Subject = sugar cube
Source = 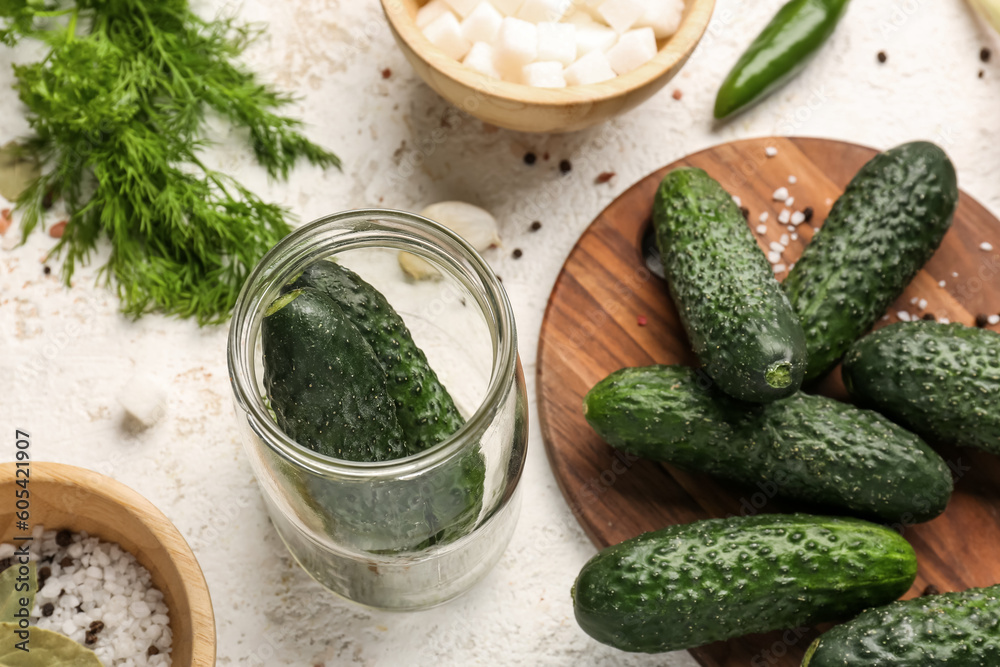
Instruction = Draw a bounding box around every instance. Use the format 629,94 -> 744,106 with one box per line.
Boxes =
417,0 -> 451,28
424,11 -> 472,60
461,2 -> 504,43
565,7 -> 597,24
116,374 -> 166,428
517,0 -> 571,22
606,27 -> 657,74
537,22 -> 577,65
574,22 -> 617,55
597,0 -> 646,33
636,0 -> 684,38
564,50 -> 616,85
463,41 -> 503,79
492,0 -> 526,14
522,61 -> 567,87
444,0 -> 482,18
495,17 -> 538,69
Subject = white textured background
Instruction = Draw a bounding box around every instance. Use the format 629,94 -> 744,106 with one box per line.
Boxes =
2,0 -> 998,664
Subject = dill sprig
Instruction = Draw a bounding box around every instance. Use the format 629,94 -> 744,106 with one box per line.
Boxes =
1,0 -> 340,324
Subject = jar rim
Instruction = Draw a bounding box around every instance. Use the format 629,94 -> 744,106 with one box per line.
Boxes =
227,208 -> 517,480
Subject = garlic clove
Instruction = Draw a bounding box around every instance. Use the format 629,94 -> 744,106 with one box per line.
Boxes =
419,201 -> 501,251
398,251 -> 442,281
399,201 -> 502,280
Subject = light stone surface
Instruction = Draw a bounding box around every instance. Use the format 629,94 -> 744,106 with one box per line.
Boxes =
1,0 -> 999,665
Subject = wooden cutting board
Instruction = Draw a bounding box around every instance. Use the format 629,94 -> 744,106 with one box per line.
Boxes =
536,137 -> 1000,667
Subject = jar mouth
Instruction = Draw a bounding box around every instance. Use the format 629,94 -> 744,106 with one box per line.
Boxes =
227,208 -> 517,480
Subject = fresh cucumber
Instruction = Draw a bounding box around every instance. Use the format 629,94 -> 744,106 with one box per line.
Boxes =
784,142 -> 958,381
288,259 -> 465,452
843,321 -> 1000,456
654,167 -> 807,403
802,585 -> 1000,666
261,288 -> 410,461
573,514 -> 917,653
584,365 -> 952,523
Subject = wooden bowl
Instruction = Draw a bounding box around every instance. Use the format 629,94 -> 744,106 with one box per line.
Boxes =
381,0 -> 716,133
0,462 -> 215,666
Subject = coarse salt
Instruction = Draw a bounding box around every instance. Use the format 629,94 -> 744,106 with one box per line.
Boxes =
897,311 -> 912,322
773,263 -> 787,273
756,224 -> 767,235
788,175 -> 797,184
759,212 -> 769,223
732,195 -> 741,207
768,251 -> 782,263
981,242 -> 994,252
773,187 -> 789,201
790,211 -> 806,225
989,315 -> 1000,325
939,280 -> 946,287
779,233 -> 789,246
919,299 -> 928,310
765,147 -> 778,157
785,196 -> 794,207
778,210 -> 791,224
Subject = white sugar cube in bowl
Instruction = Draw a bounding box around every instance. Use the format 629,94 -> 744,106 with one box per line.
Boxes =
461,2 -> 503,44
522,61 -> 567,87
607,27 -> 658,75
381,0 -> 716,132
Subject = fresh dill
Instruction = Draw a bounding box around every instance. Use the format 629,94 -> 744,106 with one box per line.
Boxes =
0,0 -> 340,324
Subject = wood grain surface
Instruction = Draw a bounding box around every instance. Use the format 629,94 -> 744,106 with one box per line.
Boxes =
537,137 -> 1000,667
0,462 -> 216,666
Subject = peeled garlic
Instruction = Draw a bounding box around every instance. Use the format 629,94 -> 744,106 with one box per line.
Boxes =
969,0 -> 1000,33
399,201 -> 502,280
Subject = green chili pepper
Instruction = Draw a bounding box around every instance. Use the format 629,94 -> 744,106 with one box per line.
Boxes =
714,0 -> 852,119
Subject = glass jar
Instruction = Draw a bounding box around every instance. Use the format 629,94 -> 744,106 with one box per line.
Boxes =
228,209 -> 528,610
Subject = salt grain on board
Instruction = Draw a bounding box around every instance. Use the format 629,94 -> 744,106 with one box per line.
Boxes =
791,211 -> 806,225
773,187 -> 789,201
778,210 -> 791,224
788,175 -> 797,184
768,251 -> 782,263
897,311 -> 912,322
766,147 -> 778,157
759,212 -> 769,222
756,224 -> 767,235
989,315 -> 1000,325
982,242 -> 994,251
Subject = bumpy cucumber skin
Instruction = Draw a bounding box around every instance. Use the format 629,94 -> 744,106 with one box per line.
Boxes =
262,288 -> 409,461
654,167 -> 807,403
843,321 -> 1000,456
803,585 -> 1000,666
573,514 -> 917,653
288,260 -> 465,452
784,142 -> 958,381
584,366 -> 952,523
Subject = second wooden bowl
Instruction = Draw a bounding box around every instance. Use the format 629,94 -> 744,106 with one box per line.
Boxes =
0,462 -> 215,666
381,0 -> 716,133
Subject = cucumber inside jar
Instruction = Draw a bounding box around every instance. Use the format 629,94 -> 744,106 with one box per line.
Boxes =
260,258 -> 486,553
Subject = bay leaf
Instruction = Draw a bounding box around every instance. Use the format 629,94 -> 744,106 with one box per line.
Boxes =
0,623 -> 103,666
0,562 -> 35,625
0,142 -> 40,202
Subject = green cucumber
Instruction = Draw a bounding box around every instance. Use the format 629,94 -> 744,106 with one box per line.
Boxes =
584,365 -> 952,523
784,142 -> 958,381
843,321 -> 1000,456
262,288 -> 484,552
573,514 -> 917,653
261,288 -> 409,461
287,259 -> 465,452
654,167 -> 807,403
803,585 -> 1000,666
